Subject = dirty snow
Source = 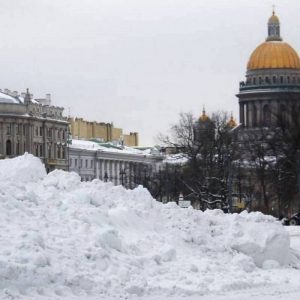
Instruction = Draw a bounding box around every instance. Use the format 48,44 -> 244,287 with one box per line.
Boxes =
0,154 -> 300,300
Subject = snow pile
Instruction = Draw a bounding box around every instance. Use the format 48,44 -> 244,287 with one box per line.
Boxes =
0,154 -> 297,299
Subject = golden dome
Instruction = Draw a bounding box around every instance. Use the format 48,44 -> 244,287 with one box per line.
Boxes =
247,41 -> 300,71
227,115 -> 237,128
268,12 -> 279,24
199,107 -> 210,122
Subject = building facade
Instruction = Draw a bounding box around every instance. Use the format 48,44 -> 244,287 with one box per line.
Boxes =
68,140 -> 162,187
69,117 -> 139,147
0,89 -> 69,171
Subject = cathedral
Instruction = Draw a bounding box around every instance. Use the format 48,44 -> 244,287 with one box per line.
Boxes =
235,10 -> 300,214
237,10 -> 300,128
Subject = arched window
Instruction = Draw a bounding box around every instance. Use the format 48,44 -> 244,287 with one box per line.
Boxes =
263,105 -> 271,126
6,140 -> 12,156
273,76 -> 277,84
252,104 -> 257,127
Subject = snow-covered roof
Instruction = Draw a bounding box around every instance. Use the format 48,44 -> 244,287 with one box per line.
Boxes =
70,139 -> 150,155
163,153 -> 188,165
0,91 -> 39,104
0,92 -> 21,104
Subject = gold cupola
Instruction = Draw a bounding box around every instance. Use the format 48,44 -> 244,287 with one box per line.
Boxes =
199,107 -> 210,122
247,11 -> 300,71
227,113 -> 237,128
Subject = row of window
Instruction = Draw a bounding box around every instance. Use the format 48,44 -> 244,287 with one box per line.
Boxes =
6,123 -> 67,140
247,75 -> 300,86
34,126 -> 67,139
7,124 -> 26,136
69,158 -> 94,169
5,139 -> 66,159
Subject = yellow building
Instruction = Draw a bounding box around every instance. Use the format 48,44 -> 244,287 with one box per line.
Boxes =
69,117 -> 139,147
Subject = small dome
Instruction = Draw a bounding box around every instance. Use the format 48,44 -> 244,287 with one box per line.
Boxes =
199,108 -> 210,122
247,41 -> 300,70
268,12 -> 279,24
227,115 -> 237,128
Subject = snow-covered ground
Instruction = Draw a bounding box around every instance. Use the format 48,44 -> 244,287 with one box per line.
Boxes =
1,154 -> 300,300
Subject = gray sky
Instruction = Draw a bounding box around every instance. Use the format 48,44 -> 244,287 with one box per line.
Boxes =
1,0 -> 300,145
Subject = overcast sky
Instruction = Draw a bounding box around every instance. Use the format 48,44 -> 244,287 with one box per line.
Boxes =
1,0 -> 300,145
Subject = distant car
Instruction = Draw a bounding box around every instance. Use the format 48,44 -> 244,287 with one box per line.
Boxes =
282,213 -> 300,226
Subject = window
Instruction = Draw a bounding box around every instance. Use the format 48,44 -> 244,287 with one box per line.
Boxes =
23,125 -> 26,136
62,130 -> 65,140
35,127 -> 38,136
287,76 -> 290,84
75,159 -> 78,167
69,158 -> 72,166
91,160 -> 93,168
6,140 -> 12,156
16,141 -> 20,155
86,159 -> 88,168
57,146 -> 61,159
6,124 -> 11,135
80,159 -> 82,168
265,76 -> 270,84
35,144 -> 39,157
48,128 -> 52,138
259,77 -> 262,84
39,145 -> 43,157
48,145 -> 52,158
16,124 -> 21,135
272,76 -> 277,84
62,147 -> 65,159
280,76 -> 284,84
40,127 -> 43,136
253,77 -> 256,85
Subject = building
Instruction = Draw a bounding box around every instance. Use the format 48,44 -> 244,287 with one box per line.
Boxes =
68,139 -> 162,187
237,10 -> 300,128
69,117 -> 139,147
235,11 -> 300,214
0,89 -> 69,171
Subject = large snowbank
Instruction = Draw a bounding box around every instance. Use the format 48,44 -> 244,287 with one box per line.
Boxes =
0,154 -> 298,299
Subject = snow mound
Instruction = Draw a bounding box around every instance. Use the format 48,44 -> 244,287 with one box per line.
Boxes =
0,154 -> 297,299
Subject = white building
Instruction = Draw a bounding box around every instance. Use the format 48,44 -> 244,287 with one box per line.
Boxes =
69,140 -> 163,187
